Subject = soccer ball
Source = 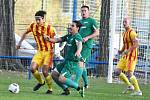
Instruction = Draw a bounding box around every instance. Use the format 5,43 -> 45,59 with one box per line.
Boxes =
8,83 -> 20,93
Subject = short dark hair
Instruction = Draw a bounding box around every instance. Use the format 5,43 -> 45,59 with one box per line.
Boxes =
35,10 -> 46,18
81,5 -> 89,10
73,20 -> 82,31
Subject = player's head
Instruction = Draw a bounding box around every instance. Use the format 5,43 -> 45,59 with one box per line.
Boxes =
70,20 -> 82,34
35,10 -> 46,25
123,17 -> 131,29
81,5 -> 90,18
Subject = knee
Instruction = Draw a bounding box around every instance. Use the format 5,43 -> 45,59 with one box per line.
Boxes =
51,71 -> 57,79
126,71 -> 133,78
58,75 -> 65,83
30,63 -> 38,73
51,72 -> 55,78
113,71 -> 121,77
31,68 -> 36,73
42,70 -> 49,77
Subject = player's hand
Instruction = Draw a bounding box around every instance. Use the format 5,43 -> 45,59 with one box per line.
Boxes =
16,44 -> 21,50
122,50 -> 129,55
43,34 -> 50,41
83,37 -> 89,42
118,50 -> 122,55
75,51 -> 81,57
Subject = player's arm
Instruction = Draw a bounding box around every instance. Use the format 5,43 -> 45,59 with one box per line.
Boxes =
118,45 -> 125,54
83,19 -> 99,42
16,23 -> 33,49
75,40 -> 82,57
44,26 -> 63,43
44,35 -> 63,43
44,33 -> 68,43
124,37 -> 139,55
83,29 -> 99,42
16,30 -> 29,49
59,42 -> 66,51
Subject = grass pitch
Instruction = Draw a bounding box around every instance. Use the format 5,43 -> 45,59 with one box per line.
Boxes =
0,70 -> 150,100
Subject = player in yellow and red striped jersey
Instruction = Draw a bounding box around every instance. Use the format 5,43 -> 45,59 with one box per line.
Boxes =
16,10 -> 55,94
114,17 -> 142,96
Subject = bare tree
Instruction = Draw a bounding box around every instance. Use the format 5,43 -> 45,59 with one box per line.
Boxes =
0,0 -> 16,56
99,0 -> 110,77
0,0 -> 20,70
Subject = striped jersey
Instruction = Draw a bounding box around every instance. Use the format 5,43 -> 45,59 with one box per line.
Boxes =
27,22 -> 55,51
122,27 -> 138,60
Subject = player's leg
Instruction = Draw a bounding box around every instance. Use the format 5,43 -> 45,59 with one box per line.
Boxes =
128,72 -> 142,96
115,58 -> 131,85
59,75 -> 85,97
59,62 -> 77,90
42,66 -> 53,94
42,51 -> 53,94
52,62 -> 71,95
59,61 -> 85,97
127,60 -> 142,96
82,63 -> 88,88
31,52 -> 45,91
114,58 -> 133,93
114,68 -> 131,86
31,62 -> 45,89
81,47 -> 91,88
51,68 -> 70,95
74,61 -> 84,83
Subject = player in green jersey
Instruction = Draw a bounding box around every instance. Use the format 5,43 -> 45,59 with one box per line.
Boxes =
44,20 -> 85,97
75,5 -> 99,88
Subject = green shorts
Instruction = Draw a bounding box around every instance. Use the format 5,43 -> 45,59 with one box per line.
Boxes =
81,45 -> 92,63
56,60 -> 78,78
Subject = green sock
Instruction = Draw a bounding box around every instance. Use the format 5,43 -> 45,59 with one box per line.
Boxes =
82,68 -> 88,86
65,78 -> 78,89
74,67 -> 83,83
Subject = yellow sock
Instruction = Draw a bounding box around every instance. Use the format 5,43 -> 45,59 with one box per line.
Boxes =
130,75 -> 140,91
119,72 -> 131,86
33,70 -> 44,84
45,75 -> 53,91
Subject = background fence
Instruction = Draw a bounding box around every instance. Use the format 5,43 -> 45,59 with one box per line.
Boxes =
111,0 -> 150,84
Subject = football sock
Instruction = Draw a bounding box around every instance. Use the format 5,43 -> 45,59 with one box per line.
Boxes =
82,68 -> 88,86
45,75 -> 53,91
119,72 -> 131,86
65,78 -> 78,89
130,75 -> 141,91
74,67 -> 83,83
32,70 -> 44,84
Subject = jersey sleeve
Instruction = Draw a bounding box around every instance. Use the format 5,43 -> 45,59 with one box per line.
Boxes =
26,23 -> 34,33
75,34 -> 83,42
130,31 -> 138,40
92,19 -> 98,31
49,26 -> 56,38
61,34 -> 69,42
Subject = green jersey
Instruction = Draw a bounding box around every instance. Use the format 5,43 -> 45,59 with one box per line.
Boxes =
79,17 -> 98,48
61,33 -> 82,61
